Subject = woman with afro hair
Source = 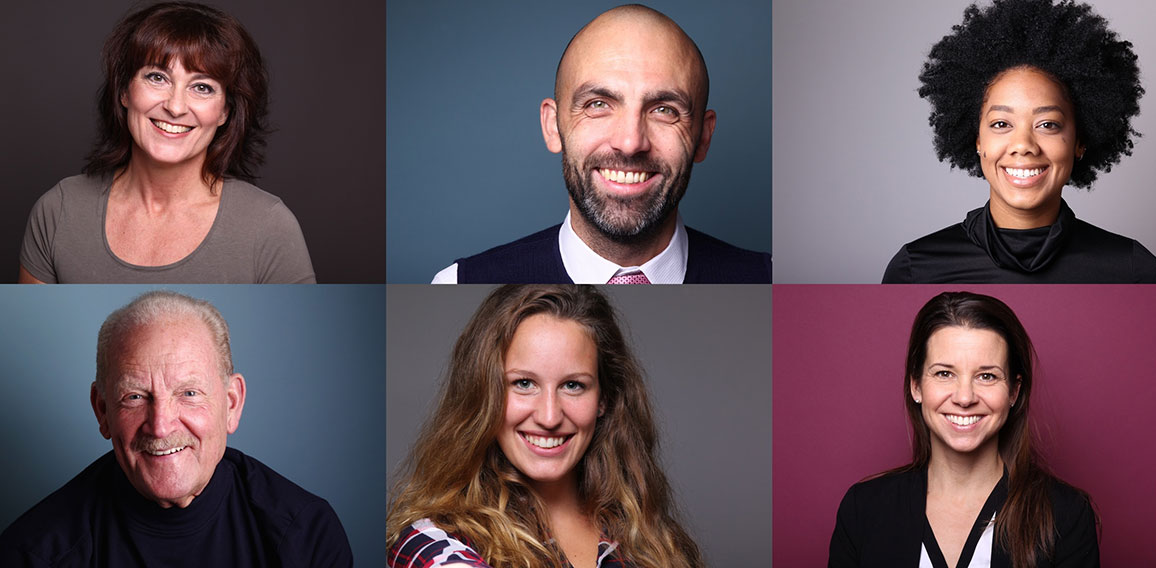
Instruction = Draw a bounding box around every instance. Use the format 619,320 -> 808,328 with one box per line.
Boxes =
883,0 -> 1156,283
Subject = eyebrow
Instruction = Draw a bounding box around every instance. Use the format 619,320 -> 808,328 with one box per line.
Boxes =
141,64 -> 219,83
986,104 -> 1067,116
571,82 -> 695,111
928,363 -> 1005,372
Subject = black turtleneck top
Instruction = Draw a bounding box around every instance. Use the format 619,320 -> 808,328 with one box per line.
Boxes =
883,200 -> 1156,283
0,448 -> 352,567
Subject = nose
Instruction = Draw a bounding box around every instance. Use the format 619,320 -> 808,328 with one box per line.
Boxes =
952,378 -> 976,406
1008,125 -> 1040,156
534,390 -> 563,430
145,396 -> 179,438
163,87 -> 188,117
608,109 -> 651,156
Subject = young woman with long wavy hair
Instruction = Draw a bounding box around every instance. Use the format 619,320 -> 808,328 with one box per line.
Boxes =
387,285 -> 701,568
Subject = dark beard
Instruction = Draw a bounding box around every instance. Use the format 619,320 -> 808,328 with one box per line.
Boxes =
561,148 -> 691,245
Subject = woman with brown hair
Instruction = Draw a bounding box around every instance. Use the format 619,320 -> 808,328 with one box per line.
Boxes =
19,2 -> 313,283
387,285 -> 701,568
829,292 -> 1098,567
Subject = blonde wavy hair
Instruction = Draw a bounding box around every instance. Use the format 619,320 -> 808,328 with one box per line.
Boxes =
387,285 -> 702,567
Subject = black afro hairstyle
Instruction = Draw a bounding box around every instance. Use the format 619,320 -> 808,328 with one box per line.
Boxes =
919,0 -> 1143,188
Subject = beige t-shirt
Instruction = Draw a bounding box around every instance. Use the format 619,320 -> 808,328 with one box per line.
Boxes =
21,175 -> 315,283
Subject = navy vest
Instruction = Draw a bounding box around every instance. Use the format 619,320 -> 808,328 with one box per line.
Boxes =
455,225 -> 771,283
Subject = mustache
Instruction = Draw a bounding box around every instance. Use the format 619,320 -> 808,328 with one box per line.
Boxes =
133,435 -> 197,453
585,151 -> 667,174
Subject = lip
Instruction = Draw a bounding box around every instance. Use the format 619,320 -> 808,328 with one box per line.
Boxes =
943,414 -> 984,431
593,168 -> 660,198
519,432 -> 573,456
149,118 -> 195,137
141,445 -> 189,459
1000,165 -> 1049,188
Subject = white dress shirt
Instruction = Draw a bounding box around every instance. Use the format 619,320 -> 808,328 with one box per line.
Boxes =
431,212 -> 688,284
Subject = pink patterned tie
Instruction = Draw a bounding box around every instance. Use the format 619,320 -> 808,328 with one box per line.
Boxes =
606,271 -> 651,284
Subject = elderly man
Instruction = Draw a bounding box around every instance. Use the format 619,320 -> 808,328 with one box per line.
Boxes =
0,291 -> 352,566
434,4 -> 771,284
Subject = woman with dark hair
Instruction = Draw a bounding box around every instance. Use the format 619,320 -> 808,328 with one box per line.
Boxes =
883,0 -> 1155,283
829,292 -> 1098,567
387,285 -> 701,568
19,2 -> 314,283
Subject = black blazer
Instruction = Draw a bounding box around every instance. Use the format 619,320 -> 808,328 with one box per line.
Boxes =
828,467 -> 1098,568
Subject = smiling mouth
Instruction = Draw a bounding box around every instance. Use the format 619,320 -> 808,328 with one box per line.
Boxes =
151,119 -> 193,134
945,415 -> 981,426
145,446 -> 187,456
1004,167 -> 1046,179
522,433 -> 571,449
598,168 -> 652,184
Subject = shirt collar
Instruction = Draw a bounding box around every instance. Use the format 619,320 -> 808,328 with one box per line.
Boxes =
558,211 -> 688,284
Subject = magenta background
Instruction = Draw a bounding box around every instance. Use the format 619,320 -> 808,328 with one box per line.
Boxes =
773,285 -> 1156,566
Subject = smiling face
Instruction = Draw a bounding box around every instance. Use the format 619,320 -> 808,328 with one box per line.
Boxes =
122,59 -> 228,170
911,326 -> 1020,460
541,10 -> 716,243
977,67 -> 1083,229
92,315 -> 244,508
497,314 -> 601,492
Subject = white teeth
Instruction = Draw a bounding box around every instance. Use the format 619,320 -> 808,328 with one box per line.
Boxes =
151,119 -> 193,134
148,446 -> 186,456
599,169 -> 651,184
1004,167 -> 1043,179
524,435 -> 566,449
946,415 -> 981,426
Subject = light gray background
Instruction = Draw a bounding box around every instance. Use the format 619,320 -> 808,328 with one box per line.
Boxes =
386,1 -> 773,283
0,285 -> 386,564
0,1 -> 386,282
386,285 -> 772,564
773,0 -> 1156,283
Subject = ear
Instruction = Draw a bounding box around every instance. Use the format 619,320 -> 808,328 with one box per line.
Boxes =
217,106 -> 229,127
1075,141 -> 1086,161
909,376 -> 922,404
225,373 -> 247,434
693,109 -> 717,163
540,98 -> 562,154
91,381 -> 112,440
1010,376 -> 1022,407
120,91 -> 129,109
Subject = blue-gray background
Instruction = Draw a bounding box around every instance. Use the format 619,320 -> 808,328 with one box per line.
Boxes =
386,285 -> 772,564
386,1 -> 772,282
0,285 -> 386,564
773,0 -> 1156,283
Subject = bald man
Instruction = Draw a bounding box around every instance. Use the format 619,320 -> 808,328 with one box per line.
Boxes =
433,4 -> 771,284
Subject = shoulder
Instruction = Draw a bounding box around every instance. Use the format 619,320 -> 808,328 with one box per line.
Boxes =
221,179 -> 295,216
1068,218 -> 1156,282
839,468 -> 921,510
883,222 -> 972,283
0,452 -> 117,565
455,225 -> 567,284
388,519 -> 491,568
683,226 -> 772,283
1046,478 -> 1095,529
224,448 -> 350,557
1043,477 -> 1099,563
31,174 -> 106,209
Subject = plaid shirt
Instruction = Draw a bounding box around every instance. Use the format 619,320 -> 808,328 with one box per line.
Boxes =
388,519 -> 632,568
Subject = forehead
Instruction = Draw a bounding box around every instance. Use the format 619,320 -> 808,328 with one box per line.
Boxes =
925,326 -> 1008,364
558,16 -> 702,99
983,67 -> 1072,110
505,315 -> 597,370
111,317 -> 218,377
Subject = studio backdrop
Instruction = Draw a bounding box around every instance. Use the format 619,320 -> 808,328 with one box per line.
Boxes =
386,284 -> 772,564
386,0 -> 772,282
0,285 -> 387,564
773,285 -> 1156,565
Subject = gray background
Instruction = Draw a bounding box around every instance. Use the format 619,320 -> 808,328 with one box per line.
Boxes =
773,0 -> 1156,283
386,285 -> 773,564
0,1 -> 385,283
386,1 -> 773,283
0,285 -> 386,564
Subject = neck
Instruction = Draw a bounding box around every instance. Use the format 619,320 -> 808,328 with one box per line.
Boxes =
926,439 -> 1004,497
119,151 -> 217,207
568,202 -> 677,267
988,193 -> 1061,230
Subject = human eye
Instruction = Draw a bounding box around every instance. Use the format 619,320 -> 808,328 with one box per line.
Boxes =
583,99 -> 612,117
651,105 -> 681,123
191,82 -> 217,95
989,120 -> 1011,130
182,390 -> 199,397
931,369 -> 954,380
1037,120 -> 1062,131
976,372 -> 1001,384
562,380 -> 586,393
511,378 -> 534,391
143,71 -> 168,85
